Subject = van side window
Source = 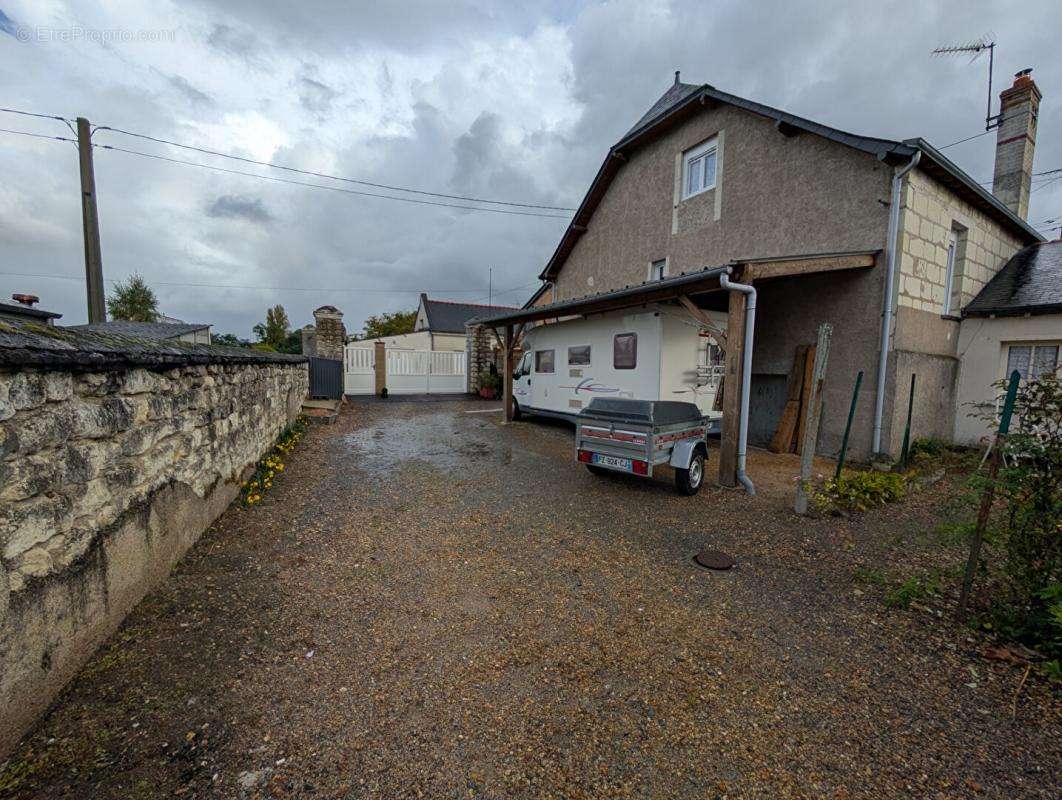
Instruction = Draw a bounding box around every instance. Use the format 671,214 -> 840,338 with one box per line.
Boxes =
516,351 -> 532,377
568,345 -> 591,366
535,349 -> 555,373
614,333 -> 637,369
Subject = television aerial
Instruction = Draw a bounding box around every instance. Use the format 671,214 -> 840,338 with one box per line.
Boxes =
932,36 -> 1000,131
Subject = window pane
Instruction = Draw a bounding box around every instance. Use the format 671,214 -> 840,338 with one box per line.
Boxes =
614,333 -> 637,369
651,259 -> 666,280
703,150 -> 716,188
1032,345 -> 1058,379
535,349 -> 554,373
568,345 -> 591,366
1006,346 -> 1031,381
686,157 -> 700,196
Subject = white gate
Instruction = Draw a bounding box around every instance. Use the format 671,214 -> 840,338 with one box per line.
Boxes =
343,346 -> 467,395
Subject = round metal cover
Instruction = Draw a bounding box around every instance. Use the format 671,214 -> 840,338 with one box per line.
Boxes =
694,550 -> 735,570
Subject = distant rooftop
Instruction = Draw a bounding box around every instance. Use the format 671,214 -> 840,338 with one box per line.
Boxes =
420,297 -> 519,333
0,299 -> 62,323
67,320 -> 210,340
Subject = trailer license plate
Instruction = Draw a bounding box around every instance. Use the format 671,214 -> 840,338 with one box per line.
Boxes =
593,454 -> 632,472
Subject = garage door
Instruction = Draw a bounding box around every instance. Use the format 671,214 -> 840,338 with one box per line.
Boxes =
344,346 -> 466,395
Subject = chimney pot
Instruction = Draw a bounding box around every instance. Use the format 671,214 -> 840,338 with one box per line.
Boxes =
992,66 -> 1041,221
12,293 -> 39,307
674,70 -> 681,85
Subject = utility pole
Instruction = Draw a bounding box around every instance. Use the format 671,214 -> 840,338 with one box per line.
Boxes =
76,117 -> 106,324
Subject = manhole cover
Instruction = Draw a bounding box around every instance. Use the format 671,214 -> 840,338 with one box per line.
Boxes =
694,550 -> 735,570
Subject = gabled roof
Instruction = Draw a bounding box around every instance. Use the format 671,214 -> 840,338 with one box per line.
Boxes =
964,240 -> 1062,317
420,297 -> 519,333
540,80 -> 1043,281
67,320 -> 210,340
0,300 -> 62,322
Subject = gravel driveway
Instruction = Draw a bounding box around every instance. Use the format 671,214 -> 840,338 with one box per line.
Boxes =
2,398 -> 1059,799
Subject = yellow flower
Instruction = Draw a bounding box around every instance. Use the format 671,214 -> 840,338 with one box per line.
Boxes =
276,463 -> 284,471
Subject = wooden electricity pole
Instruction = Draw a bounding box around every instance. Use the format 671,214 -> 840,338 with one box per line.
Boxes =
76,117 -> 106,324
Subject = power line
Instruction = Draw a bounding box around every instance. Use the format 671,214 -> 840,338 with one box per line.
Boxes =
0,106 -> 73,124
93,124 -> 577,212
93,143 -> 571,219
0,126 -> 75,143
0,270 -> 536,296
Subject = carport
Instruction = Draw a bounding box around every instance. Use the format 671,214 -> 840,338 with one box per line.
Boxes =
474,250 -> 877,488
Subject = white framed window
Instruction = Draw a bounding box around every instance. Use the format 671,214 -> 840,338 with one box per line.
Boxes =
649,259 -> 667,281
1005,343 -> 1059,382
535,349 -> 555,373
942,226 -> 966,315
682,137 -> 717,200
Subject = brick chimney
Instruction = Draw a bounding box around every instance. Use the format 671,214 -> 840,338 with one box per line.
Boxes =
992,68 -> 1041,221
312,305 -> 345,361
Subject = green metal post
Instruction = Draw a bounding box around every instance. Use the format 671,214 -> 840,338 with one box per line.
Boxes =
834,370 -> 863,480
957,370 -> 1021,620
898,373 -> 916,469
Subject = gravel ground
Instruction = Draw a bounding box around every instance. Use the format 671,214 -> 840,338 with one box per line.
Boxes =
2,398 -> 1059,799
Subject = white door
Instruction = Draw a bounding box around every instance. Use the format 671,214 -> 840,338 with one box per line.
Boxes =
513,351 -> 532,407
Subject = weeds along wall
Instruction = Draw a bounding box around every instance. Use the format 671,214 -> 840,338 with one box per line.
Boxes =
0,325 -> 307,756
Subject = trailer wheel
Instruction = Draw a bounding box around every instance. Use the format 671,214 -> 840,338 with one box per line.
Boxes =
675,447 -> 706,495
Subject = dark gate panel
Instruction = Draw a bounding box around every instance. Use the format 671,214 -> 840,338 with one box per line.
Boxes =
308,357 -> 343,399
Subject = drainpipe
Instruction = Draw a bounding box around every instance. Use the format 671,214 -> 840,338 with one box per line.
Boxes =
872,151 -> 921,455
720,269 -> 756,496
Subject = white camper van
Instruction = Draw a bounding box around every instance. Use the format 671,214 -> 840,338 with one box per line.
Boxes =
511,306 -> 727,431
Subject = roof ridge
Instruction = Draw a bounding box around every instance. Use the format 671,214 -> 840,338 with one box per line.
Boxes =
424,297 -> 519,309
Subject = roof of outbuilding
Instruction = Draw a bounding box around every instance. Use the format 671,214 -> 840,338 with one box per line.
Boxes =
0,320 -> 304,370
0,300 -> 62,321
66,320 -> 210,340
539,80 -> 1043,281
421,298 -> 519,333
964,240 -> 1062,318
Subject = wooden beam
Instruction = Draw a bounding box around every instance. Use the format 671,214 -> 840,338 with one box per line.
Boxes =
503,324 -> 514,423
745,252 -> 876,281
718,287 -> 747,487
678,295 -> 727,348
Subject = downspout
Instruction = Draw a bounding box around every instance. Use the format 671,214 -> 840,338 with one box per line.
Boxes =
720,269 -> 756,496
872,150 -> 921,454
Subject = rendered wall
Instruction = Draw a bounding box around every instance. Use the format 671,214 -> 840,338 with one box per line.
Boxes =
0,360 -> 307,755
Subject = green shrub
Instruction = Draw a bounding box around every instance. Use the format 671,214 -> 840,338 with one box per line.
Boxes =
884,571 -> 945,609
478,371 -> 502,393
910,437 -> 948,458
811,471 -> 908,515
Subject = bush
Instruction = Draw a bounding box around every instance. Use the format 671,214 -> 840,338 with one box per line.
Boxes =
969,376 -> 1062,657
478,371 -> 502,393
810,471 -> 908,515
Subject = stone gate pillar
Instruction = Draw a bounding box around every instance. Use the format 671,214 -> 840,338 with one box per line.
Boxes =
313,306 -> 345,361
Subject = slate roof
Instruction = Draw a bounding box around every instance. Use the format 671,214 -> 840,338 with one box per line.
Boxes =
0,300 -> 62,322
67,320 -> 210,340
539,79 -> 1043,281
964,240 -> 1062,317
0,319 -> 304,370
421,298 -> 519,333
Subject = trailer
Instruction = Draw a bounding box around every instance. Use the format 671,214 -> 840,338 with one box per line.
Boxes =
575,397 -> 709,494
511,306 -> 726,429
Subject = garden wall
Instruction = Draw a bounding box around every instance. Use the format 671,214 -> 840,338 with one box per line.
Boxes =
0,323 -> 307,755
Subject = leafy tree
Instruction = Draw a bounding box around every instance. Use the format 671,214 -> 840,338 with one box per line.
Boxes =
106,273 -> 159,322
253,305 -> 290,349
277,330 -> 302,354
360,309 -> 416,340
213,332 -> 250,348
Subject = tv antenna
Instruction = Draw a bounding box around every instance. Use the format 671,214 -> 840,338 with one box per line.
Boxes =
932,36 -> 1000,131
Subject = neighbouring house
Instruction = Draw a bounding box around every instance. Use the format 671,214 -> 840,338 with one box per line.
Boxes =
68,319 -> 213,344
487,68 -> 1045,475
954,239 -> 1062,444
360,294 -> 518,352
0,294 -> 62,326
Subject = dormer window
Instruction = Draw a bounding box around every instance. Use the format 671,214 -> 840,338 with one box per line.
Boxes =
682,136 -> 717,199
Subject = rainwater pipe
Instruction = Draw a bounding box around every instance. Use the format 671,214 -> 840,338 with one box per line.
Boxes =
720,268 -> 756,496
872,150 -> 921,455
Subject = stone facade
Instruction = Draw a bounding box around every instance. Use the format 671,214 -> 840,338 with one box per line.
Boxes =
313,306 -> 345,361
0,355 -> 306,755
301,324 -> 317,357
466,323 -> 497,392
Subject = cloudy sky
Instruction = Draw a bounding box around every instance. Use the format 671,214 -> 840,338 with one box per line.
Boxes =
0,0 -> 1059,338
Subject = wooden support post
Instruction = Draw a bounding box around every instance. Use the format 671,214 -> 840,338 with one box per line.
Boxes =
503,325 -> 514,422
718,287 -> 747,487
795,323 -> 833,515
77,117 -> 106,324
373,340 -> 386,396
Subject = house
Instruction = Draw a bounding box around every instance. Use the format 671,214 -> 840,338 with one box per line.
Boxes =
361,294 -> 517,352
954,239 -> 1062,444
68,320 -> 212,344
492,69 -> 1045,473
0,294 -> 62,326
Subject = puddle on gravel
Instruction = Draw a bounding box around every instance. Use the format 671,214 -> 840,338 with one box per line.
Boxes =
342,411 -> 512,476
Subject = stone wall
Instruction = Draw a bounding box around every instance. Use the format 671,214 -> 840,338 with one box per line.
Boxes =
0,330 -> 307,756
313,306 -> 345,361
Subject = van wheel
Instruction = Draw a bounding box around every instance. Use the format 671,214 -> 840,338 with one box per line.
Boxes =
675,448 -> 706,495
512,400 -> 522,421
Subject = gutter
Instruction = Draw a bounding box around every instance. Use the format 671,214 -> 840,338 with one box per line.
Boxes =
720,269 -> 756,495
872,151 -> 921,455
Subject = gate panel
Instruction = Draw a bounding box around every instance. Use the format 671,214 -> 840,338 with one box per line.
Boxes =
344,346 -> 466,394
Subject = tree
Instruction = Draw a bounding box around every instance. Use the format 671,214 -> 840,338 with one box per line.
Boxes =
213,332 -> 250,348
106,273 -> 159,322
253,305 -> 290,349
360,309 -> 416,340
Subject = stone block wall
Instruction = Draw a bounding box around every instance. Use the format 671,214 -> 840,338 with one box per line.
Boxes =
0,355 -> 307,755
313,306 -> 345,361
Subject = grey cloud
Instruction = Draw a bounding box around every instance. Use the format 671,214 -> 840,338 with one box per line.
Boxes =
206,195 -> 275,224
164,73 -> 214,107
296,69 -> 339,117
